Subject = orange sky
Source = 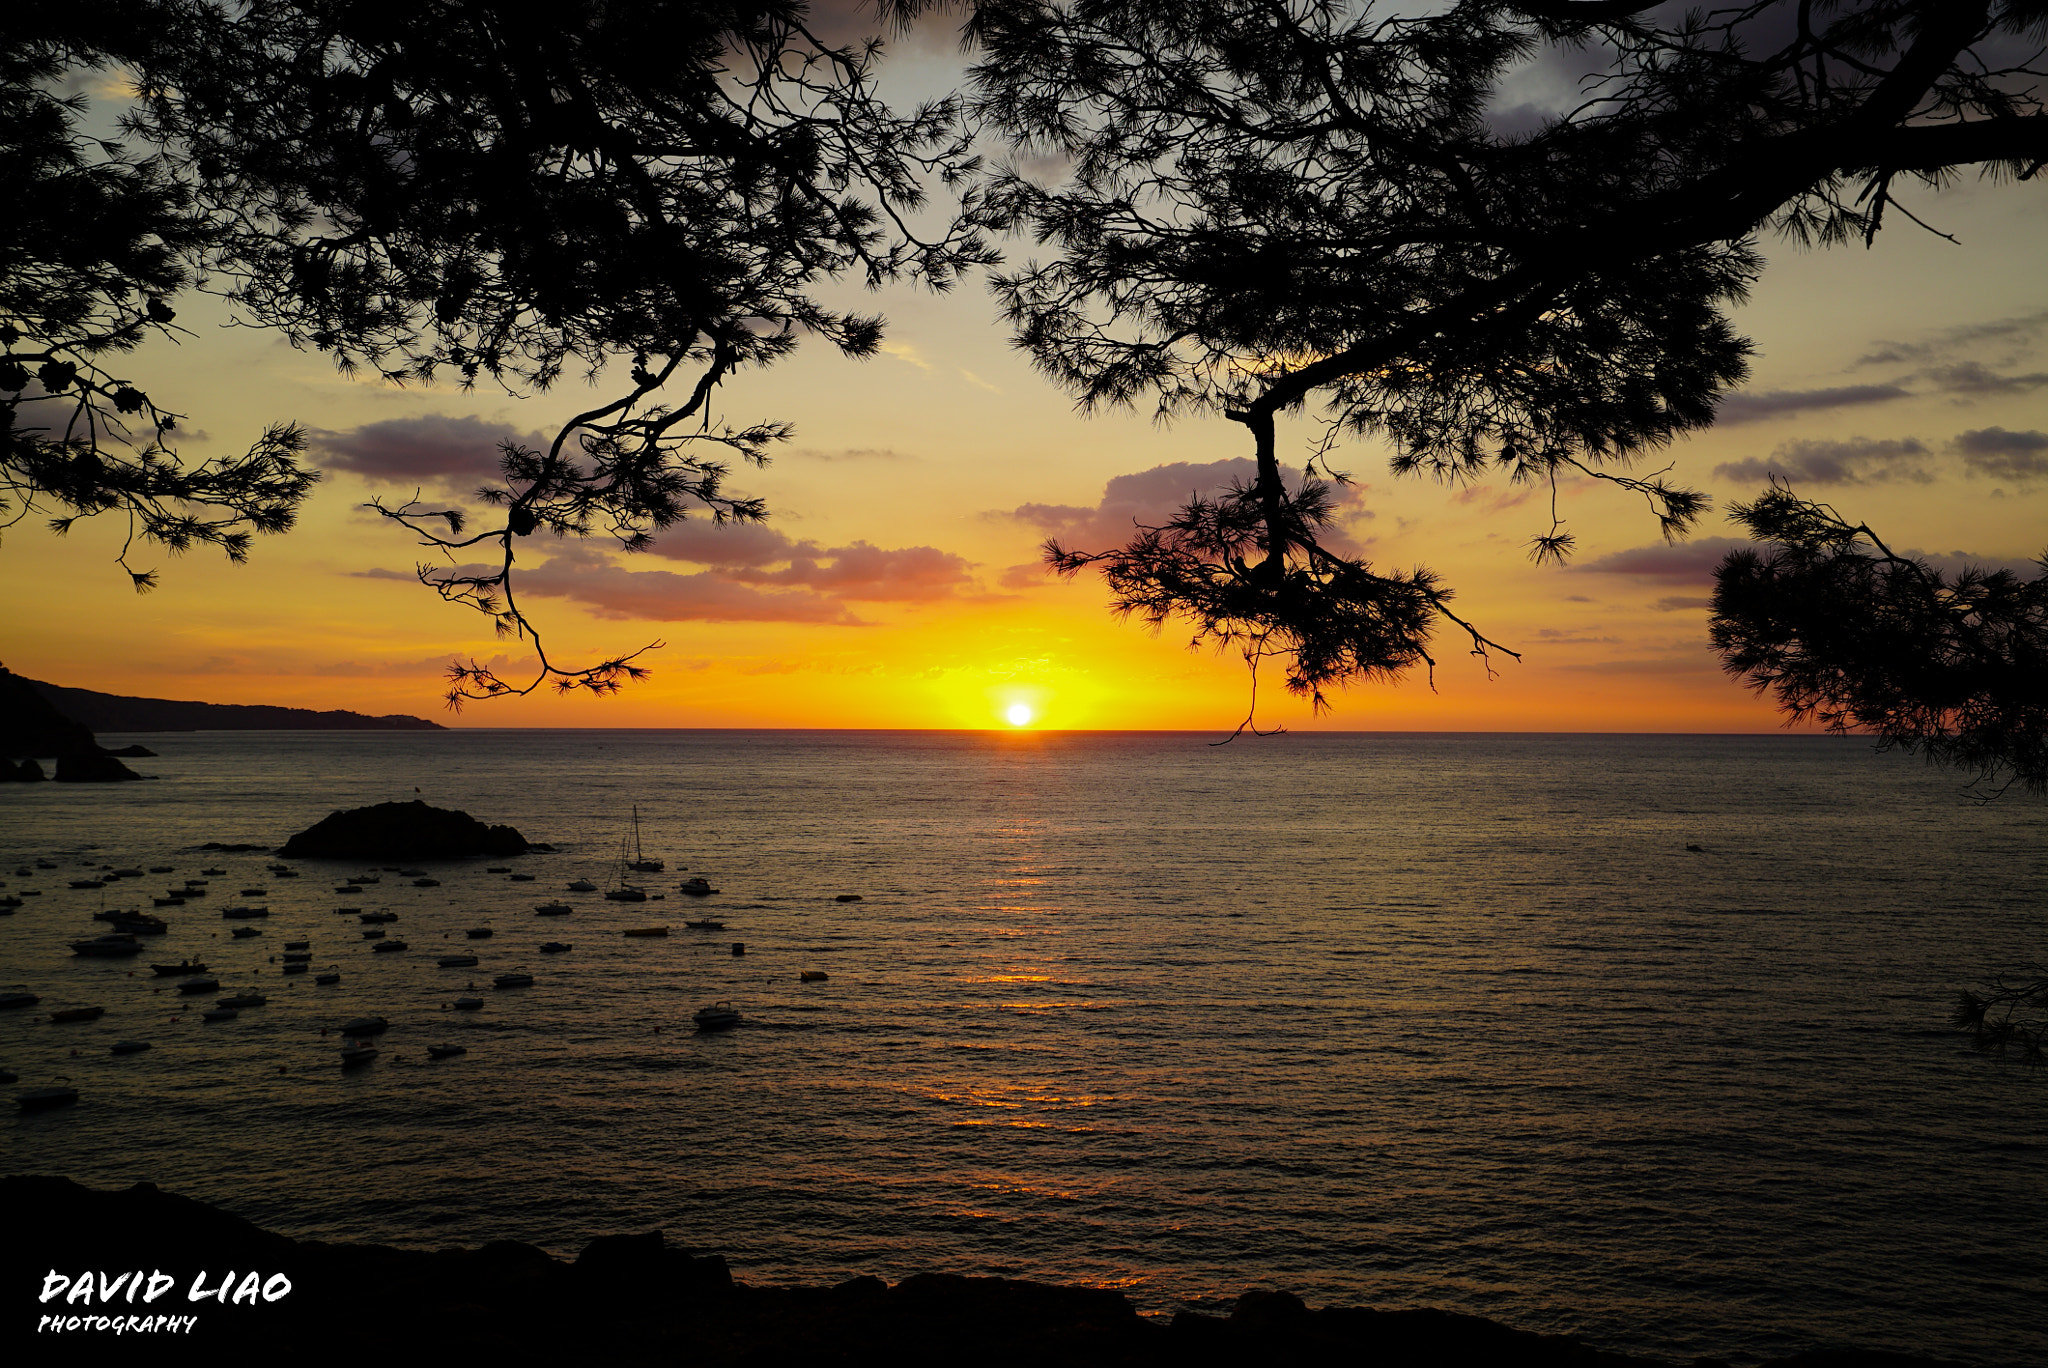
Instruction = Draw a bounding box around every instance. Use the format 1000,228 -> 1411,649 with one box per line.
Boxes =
6,36 -> 2044,732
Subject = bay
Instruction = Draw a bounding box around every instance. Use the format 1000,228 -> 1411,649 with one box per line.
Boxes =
2,730 -> 2044,1365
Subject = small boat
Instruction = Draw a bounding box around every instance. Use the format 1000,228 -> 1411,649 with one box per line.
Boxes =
110,1040 -> 152,1054
683,919 -> 725,930
152,896 -> 186,907
201,1008 -> 238,1022
339,1016 -> 389,1035
274,869 -> 300,878
352,874 -> 382,884
567,879 -> 598,893
200,867 -> 226,876
152,962 -> 206,977
800,971 -> 829,983
238,888 -> 266,897
230,926 -> 263,939
69,879 -> 105,890
50,1006 -> 106,1022
507,873 -> 535,882
399,869 -> 428,878
426,1044 -> 467,1059
451,997 -> 484,1011
176,976 -> 221,994
216,993 -> 268,1009
149,866 -> 174,873
679,878 -> 718,896
105,913 -> 168,934
359,911 -> 398,923
486,867 -> 510,874
437,955 -> 479,968
413,878 -> 440,888
18,1084 -> 79,1111
372,940 -> 410,952
538,941 -> 571,953
339,1044 -> 377,1067
493,972 -> 533,988
622,926 -> 667,937
465,927 -> 494,939
335,906 -> 362,914
177,884 -> 207,896
70,935 -> 142,957
221,906 -> 270,918
535,902 -> 572,916
0,991 -> 43,1009
282,951 -> 313,962
361,928 -> 386,939
605,887 -> 648,903
693,1001 -> 741,1031
284,940 -> 310,950
315,972 -> 341,985
334,886 -> 363,894
282,962 -> 309,975
112,868 -> 144,878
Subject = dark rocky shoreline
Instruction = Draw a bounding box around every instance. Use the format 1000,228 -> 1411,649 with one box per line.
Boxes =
5,1177 -> 1962,1365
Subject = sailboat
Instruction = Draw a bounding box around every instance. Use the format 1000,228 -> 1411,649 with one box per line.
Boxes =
626,805 -> 664,872
603,822 -> 648,902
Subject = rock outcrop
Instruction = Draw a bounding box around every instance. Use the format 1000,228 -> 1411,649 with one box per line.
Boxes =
3,1177 -> 1959,1364
278,800 -> 529,858
0,666 -> 144,780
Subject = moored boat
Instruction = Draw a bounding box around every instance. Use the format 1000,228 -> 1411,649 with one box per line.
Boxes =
339,1016 -> 389,1035
176,976 -> 221,994
426,1044 -> 467,1059
17,1084 -> 79,1111
49,1006 -> 106,1022
693,1001 -> 741,1031
70,935 -> 142,957
438,955 -> 479,968
493,971 -> 534,988
622,926 -> 668,937
539,941 -> 571,953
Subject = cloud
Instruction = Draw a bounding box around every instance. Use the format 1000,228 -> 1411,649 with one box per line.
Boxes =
1576,537 -> 1752,584
787,446 -> 908,462
517,546 -> 871,625
1954,427 -> 2048,483
642,522 -> 978,600
309,414 -> 547,493
999,562 -> 1053,590
1922,362 -> 2048,396
1713,436 -> 1933,486
1714,385 -> 1909,425
1003,458 -> 1366,553
1857,309 -> 2048,367
1653,595 -> 1714,612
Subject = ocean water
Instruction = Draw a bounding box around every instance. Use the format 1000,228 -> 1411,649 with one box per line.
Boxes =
2,729 -> 2044,1365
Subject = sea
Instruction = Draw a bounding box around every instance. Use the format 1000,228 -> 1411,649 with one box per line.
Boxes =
2,729 -> 2044,1365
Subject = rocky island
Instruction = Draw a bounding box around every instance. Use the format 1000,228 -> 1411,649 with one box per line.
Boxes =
278,799 -> 530,858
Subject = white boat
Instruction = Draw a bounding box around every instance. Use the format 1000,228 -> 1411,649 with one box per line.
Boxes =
693,1001 -> 741,1030
567,879 -> 598,893
678,878 -> 718,896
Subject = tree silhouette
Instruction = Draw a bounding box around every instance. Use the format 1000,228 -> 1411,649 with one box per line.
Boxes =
961,0 -> 2047,728
1711,484 -> 2047,796
9,1 -> 991,704
1,26 -> 317,589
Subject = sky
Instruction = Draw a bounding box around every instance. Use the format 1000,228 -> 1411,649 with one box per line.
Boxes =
5,15 -> 2044,732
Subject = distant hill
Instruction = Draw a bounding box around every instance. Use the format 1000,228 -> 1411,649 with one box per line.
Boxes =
21,676 -> 444,734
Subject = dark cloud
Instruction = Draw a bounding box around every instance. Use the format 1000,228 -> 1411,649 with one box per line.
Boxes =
1954,427 -> 2048,483
1922,362 -> 2048,395
1003,458 -> 1366,554
1714,384 -> 1909,425
1653,595 -> 1714,612
1858,309 -> 2048,366
1576,537 -> 1752,584
309,414 -> 546,493
1713,436 -> 1932,487
644,522 -> 978,599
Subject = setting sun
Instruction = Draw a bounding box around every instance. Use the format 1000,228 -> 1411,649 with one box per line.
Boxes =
1006,703 -> 1034,726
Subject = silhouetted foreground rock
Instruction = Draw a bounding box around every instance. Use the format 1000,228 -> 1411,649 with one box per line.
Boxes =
277,800 -> 529,858
3,1178 -> 1966,1366
0,666 -> 144,780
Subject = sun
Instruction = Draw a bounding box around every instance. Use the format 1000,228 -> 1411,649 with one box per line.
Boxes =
1005,703 -> 1034,727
